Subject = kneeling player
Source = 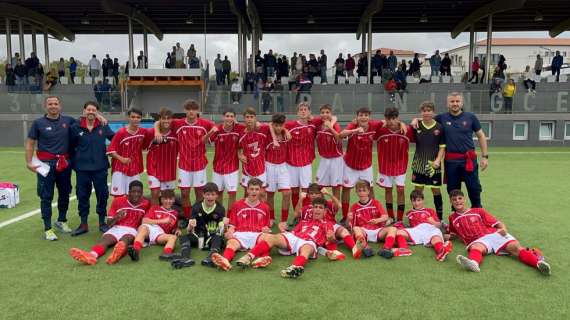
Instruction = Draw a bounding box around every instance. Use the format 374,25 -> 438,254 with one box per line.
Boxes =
393,190 -> 452,261
449,190 -> 551,275
236,197 -> 335,279
211,178 -> 271,271
127,189 -> 180,262
69,181 -> 150,265
347,180 -> 398,259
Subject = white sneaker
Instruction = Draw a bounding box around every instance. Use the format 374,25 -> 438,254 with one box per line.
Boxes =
54,221 -> 72,233
456,255 -> 480,272
537,260 -> 551,276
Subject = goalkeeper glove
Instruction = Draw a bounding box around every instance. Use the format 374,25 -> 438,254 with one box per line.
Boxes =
425,161 -> 436,177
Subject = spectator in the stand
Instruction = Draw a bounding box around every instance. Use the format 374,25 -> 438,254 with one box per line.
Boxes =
137,51 -> 148,69
262,78 -> 275,114
175,42 -> 185,68
380,51 -> 390,79
502,78 -> 516,114
468,57 -> 480,83
5,64 -> 15,89
371,50 -> 382,81
14,59 -> 27,87
112,58 -> 120,86
430,50 -> 441,77
357,56 -> 367,80
492,65 -> 505,84
37,63 -> 45,89
295,54 -> 303,78
523,65 -> 536,94
265,49 -> 276,78
222,56 -> 231,85
384,76 -> 397,102
25,52 -> 41,86
255,50 -> 264,75
345,54 -> 356,77
489,78 -> 502,99
214,53 -> 223,85
165,52 -> 172,69
94,80 -> 104,105
399,59 -> 408,75
551,50 -> 563,82
171,46 -> 177,67
69,57 -> 77,84
125,61 -> 130,76
102,54 -> 111,80
478,56 -> 487,84
319,49 -> 328,83
334,53 -> 345,84
254,78 -> 264,99
497,55 -> 507,76
11,52 -> 20,68
440,53 -> 451,76
394,65 -> 407,94
43,69 -> 58,91
294,72 -> 312,103
231,78 -> 242,104
277,56 -> 288,81
290,52 -> 298,77
245,71 -> 255,92
88,54 -> 101,84
57,58 -> 65,83
388,50 -> 398,74
534,54 -> 543,76
307,54 -> 319,81
187,44 -> 199,69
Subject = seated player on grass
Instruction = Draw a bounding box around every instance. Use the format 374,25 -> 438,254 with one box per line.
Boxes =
235,197 -> 336,279
169,182 -> 226,269
211,178 -> 271,271
347,180 -> 398,259
391,190 -> 453,261
127,189 -> 180,262
69,181 -> 150,265
448,189 -> 551,275
294,183 -> 357,260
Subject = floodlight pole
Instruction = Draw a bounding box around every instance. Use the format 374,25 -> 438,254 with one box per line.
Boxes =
143,28 -> 148,68
238,17 -> 243,76
5,18 -> 12,63
43,28 -> 49,70
18,19 -> 25,60
367,17 -> 372,84
128,17 -> 134,70
468,25 -> 474,79
31,28 -> 37,56
485,15 -> 493,83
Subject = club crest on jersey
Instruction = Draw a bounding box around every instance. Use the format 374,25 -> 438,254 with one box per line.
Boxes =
99,129 -> 103,135
62,123 -> 68,128
45,127 -> 52,131
79,131 -> 84,136
113,187 -> 118,192
446,121 -> 451,126
462,121 -> 468,127
433,129 -> 440,136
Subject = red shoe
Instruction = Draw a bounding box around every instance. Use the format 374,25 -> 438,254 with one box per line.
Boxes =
352,238 -> 364,259
70,248 -> 97,265
393,248 -> 413,257
436,241 -> 453,262
252,256 -> 273,268
211,252 -> 232,271
106,241 -> 127,265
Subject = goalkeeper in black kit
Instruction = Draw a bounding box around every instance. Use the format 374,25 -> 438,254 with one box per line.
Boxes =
167,183 -> 227,269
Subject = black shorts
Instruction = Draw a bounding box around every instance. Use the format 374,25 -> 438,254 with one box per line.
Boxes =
411,171 -> 442,187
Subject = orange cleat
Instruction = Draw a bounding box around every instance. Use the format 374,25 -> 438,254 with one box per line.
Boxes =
436,241 -> 453,262
70,248 -> 97,265
326,250 -> 346,261
393,248 -> 413,257
252,256 -> 273,268
211,252 -> 232,271
352,238 -> 364,259
106,241 -> 127,265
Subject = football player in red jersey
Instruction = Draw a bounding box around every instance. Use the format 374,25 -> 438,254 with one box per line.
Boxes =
235,197 -> 336,279
314,104 -> 344,201
347,180 -> 398,259
393,190 -> 452,261
211,178 -> 271,271
146,107 -> 178,204
375,107 -> 415,222
127,189 -> 181,262
69,181 -> 150,265
238,107 -> 270,191
448,190 -> 550,275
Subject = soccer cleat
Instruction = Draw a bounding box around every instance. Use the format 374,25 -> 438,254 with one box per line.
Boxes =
158,253 -> 181,261
280,265 -> 304,279
252,256 -> 273,268
436,241 -> 453,262
45,229 -> 58,241
456,255 -> 481,272
99,224 -> 110,233
378,248 -> 395,259
69,248 -> 97,265
393,248 -> 413,257
325,250 -> 346,261
537,260 -> 551,276
171,258 -> 195,269
127,246 -> 140,262
352,238 -> 364,259
236,254 -> 253,268
106,241 -> 127,265
201,253 -> 215,267
71,225 -> 88,237
362,247 -> 375,258
54,221 -> 72,233
211,252 -> 232,271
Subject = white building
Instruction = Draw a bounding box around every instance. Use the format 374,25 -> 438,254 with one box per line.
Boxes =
443,38 -> 570,74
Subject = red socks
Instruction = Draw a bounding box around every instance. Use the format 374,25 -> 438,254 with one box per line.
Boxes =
250,240 -> 271,258
269,209 -> 275,221
396,235 -> 408,249
292,255 -> 308,267
518,248 -> 539,268
91,245 -> 106,258
183,206 -> 191,219
163,247 -> 173,254
343,235 -> 355,249
133,241 -> 143,252
223,248 -> 236,262
433,241 -> 444,254
468,249 -> 484,265
325,242 -> 338,251
384,235 -> 396,250
342,203 -> 350,220
281,209 -> 289,223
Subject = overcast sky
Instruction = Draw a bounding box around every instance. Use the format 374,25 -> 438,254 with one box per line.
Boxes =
1,30 -> 569,68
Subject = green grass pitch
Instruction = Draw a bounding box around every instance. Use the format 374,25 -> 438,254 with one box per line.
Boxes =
0,147 -> 569,320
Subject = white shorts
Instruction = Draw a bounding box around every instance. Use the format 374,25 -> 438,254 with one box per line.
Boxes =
141,224 -> 166,244
363,227 -> 383,243
468,232 -> 517,255
178,168 -> 207,188
287,164 -> 312,188
377,173 -> 406,188
212,171 -> 239,193
265,162 -> 291,192
111,172 -> 141,196
343,165 -> 373,188
279,232 -> 317,258
232,231 -> 262,250
104,225 -> 138,241
404,223 -> 443,246
147,175 -> 176,191
240,172 -> 267,187
316,157 -> 344,187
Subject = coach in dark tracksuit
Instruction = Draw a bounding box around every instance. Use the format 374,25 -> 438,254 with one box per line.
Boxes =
69,101 -> 114,236
435,93 -> 489,208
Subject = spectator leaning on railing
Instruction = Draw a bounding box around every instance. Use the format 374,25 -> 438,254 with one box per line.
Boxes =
523,65 -> 537,94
